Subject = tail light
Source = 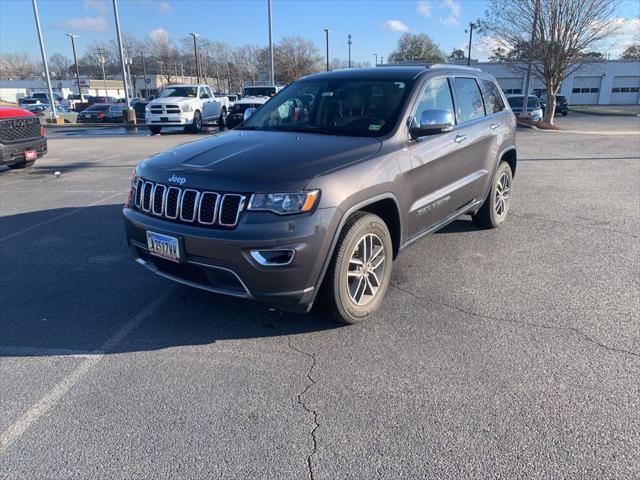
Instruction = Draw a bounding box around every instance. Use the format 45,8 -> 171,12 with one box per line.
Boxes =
97,112 -> 105,118
40,126 -> 45,137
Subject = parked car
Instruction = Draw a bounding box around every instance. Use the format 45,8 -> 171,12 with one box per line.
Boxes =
506,95 -> 543,121
87,96 -> 118,106
241,85 -> 282,98
0,106 -> 47,169
31,92 -> 68,108
124,65 -> 517,323
226,94 -> 239,108
144,84 -> 229,134
77,103 -> 124,123
68,94 -> 90,111
23,104 -> 68,116
225,96 -> 271,129
133,101 -> 148,120
18,98 -> 43,107
539,94 -> 568,116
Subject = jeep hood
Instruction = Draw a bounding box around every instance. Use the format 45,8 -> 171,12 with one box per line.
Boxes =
137,130 -> 382,192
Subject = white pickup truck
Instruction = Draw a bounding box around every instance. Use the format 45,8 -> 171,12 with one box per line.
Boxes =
145,84 -> 229,134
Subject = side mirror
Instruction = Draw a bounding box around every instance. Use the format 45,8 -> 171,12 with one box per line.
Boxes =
200,92 -> 210,99
410,109 -> 454,139
243,107 -> 257,120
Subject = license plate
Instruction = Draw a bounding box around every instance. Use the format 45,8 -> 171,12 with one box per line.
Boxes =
161,116 -> 169,122
146,231 -> 181,262
24,150 -> 37,161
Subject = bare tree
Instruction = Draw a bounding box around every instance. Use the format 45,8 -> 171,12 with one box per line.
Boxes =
49,53 -> 71,79
621,43 -> 640,59
483,0 -> 618,123
0,52 -> 37,79
145,28 -> 179,83
387,33 -> 445,64
272,36 -> 322,84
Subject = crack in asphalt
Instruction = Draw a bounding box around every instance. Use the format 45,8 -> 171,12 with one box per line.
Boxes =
288,337 -> 320,480
390,282 -> 640,359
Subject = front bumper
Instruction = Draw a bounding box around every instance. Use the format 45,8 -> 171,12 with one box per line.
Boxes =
0,137 -> 47,166
123,206 -> 337,312
145,112 -> 194,126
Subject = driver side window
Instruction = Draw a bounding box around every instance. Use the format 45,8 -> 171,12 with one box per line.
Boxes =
413,78 -> 455,127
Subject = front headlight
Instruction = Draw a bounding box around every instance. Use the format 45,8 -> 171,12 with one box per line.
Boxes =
181,104 -> 193,112
248,190 -> 320,215
145,104 -> 151,112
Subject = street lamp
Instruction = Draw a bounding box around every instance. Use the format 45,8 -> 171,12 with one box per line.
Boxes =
465,22 -> 478,67
324,29 -> 330,71
65,34 -> 82,101
31,0 -> 57,121
190,33 -> 201,84
267,0 -> 274,85
347,34 -> 352,68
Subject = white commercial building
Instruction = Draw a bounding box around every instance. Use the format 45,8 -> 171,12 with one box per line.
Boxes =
475,60 -> 640,105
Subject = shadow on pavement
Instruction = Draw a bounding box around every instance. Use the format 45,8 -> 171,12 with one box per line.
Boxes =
0,204 -> 343,358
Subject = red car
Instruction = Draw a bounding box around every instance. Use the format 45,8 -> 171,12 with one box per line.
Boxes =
0,106 -> 47,169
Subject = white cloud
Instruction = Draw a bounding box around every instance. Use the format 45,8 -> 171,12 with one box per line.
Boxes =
56,16 -> 108,32
381,19 -> 410,33
148,27 -> 170,43
439,0 -> 461,27
83,0 -> 108,14
459,36 -> 504,61
159,1 -> 172,13
417,1 -> 432,17
611,17 -> 640,51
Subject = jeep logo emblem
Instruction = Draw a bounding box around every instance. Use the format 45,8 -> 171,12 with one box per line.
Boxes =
168,174 -> 187,185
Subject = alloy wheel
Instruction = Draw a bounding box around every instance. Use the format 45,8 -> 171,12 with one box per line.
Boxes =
495,172 -> 510,216
347,233 -> 386,306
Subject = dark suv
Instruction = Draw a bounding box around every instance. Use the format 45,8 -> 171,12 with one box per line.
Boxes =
123,65 -> 516,323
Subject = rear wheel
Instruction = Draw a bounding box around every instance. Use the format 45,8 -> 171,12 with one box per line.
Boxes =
7,160 -> 36,170
472,161 -> 513,228
218,107 -> 227,130
322,212 -> 393,324
148,125 -> 161,135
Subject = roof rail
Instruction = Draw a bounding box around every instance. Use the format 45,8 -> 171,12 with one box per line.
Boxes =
429,63 -> 482,71
376,62 -> 482,71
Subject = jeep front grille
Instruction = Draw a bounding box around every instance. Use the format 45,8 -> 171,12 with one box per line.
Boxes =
133,179 -> 245,228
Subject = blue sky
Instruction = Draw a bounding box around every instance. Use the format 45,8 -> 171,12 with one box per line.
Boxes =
1,0 -> 639,64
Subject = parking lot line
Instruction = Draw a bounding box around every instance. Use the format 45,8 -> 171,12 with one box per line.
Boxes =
0,346 -> 102,359
0,191 -> 124,242
0,287 -> 174,453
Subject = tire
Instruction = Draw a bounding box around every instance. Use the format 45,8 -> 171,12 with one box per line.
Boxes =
472,161 -> 513,229
562,111 -> 567,116
321,212 -> 393,324
8,160 -> 36,170
188,111 -> 202,133
148,126 -> 161,135
218,107 -> 227,130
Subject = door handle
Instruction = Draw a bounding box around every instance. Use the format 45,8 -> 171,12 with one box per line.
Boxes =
490,123 -> 499,130
454,134 -> 468,144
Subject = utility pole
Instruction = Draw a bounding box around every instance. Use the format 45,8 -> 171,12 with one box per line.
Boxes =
96,48 -> 108,97
373,53 -> 378,65
125,54 -> 133,97
267,0 -> 274,85
324,29 -> 330,71
465,22 -> 477,66
31,0 -> 58,121
190,33 -> 200,83
112,0 -> 132,122
66,33 -> 82,100
380,56 -> 384,65
347,34 -> 352,68
521,0 -> 540,118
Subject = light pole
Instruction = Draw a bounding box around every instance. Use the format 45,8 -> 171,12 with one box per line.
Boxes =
380,56 -> 384,65
373,53 -> 378,66
31,0 -> 57,121
190,33 -> 200,84
521,0 -> 540,118
347,34 -> 352,68
141,51 -> 148,98
125,54 -> 134,97
65,34 -> 82,101
324,28 -> 330,71
465,22 -> 477,66
267,0 -> 274,85
112,0 -> 132,117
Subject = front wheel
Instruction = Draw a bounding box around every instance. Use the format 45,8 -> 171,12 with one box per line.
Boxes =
322,212 -> 393,324
472,161 -> 513,228
187,111 -> 202,133
148,125 -> 161,135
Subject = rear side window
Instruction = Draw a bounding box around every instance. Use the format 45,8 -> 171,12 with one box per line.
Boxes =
453,77 -> 485,123
480,80 -> 506,114
413,78 -> 455,126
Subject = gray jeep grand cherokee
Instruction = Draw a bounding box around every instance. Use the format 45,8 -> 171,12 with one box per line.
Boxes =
123,65 -> 516,323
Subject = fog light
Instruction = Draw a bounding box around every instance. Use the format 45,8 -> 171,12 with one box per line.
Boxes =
250,249 -> 295,266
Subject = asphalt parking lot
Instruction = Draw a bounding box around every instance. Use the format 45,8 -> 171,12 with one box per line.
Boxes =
1,114 -> 639,479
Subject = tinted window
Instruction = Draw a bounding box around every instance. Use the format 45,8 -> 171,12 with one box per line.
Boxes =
242,79 -> 414,137
86,104 -> 110,112
480,79 -> 505,114
413,78 -> 455,126
453,77 -> 485,123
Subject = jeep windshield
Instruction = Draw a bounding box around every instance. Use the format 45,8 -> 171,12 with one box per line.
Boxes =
239,79 -> 414,137
159,87 -> 197,98
242,87 -> 276,97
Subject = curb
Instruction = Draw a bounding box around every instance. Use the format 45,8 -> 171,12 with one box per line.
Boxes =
569,108 -> 639,117
517,122 -> 540,130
